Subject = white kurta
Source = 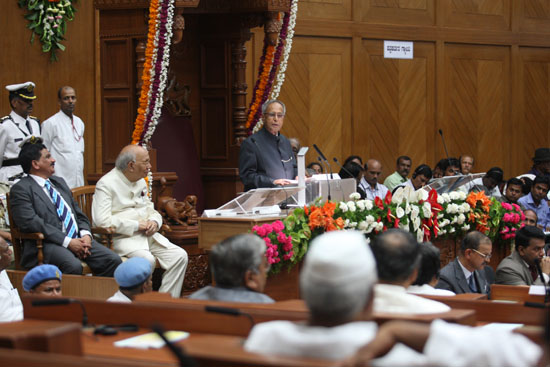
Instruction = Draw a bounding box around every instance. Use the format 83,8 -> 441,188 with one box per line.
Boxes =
374,283 -> 451,314
0,111 -> 41,184
107,290 -> 132,303
244,319 -> 541,367
42,111 -> 85,189
407,284 -> 456,296
0,270 -> 24,322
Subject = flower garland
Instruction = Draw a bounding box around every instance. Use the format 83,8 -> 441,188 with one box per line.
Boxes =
246,0 -> 298,135
466,191 -> 492,234
18,0 -> 78,61
130,0 -> 175,194
252,220 -> 294,274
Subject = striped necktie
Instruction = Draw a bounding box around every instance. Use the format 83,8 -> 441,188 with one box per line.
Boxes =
44,179 -> 77,238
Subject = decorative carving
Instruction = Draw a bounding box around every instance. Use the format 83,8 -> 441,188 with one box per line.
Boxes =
173,10 -> 185,44
231,37 -> 249,144
135,39 -> 147,98
183,253 -> 211,293
94,0 -> 200,10
192,0 -> 289,12
156,177 -> 198,228
265,11 -> 282,46
163,69 -> 192,117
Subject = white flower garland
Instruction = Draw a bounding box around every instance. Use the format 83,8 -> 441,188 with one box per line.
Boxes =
253,0 -> 299,134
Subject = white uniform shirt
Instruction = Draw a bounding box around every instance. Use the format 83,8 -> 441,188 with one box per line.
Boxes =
42,111 -> 85,189
374,283 -> 451,314
407,284 -> 456,296
107,290 -> 132,303
0,270 -> 24,322
0,111 -> 41,184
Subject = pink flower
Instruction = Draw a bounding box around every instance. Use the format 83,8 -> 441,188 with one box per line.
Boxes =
513,213 -> 520,224
272,220 -> 284,233
277,232 -> 287,243
520,212 -> 525,221
263,223 -> 273,234
253,225 -> 267,237
501,202 -> 513,210
512,203 -> 521,212
520,222 -> 526,228
511,227 -> 517,232
500,227 -> 510,234
263,237 -> 272,245
502,213 -> 513,222
283,253 -> 293,260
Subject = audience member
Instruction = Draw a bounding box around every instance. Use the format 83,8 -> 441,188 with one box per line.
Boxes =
501,177 -> 523,204
383,156 -> 411,192
42,86 -> 85,189
10,138 -> 121,275
468,167 -> 503,198
528,148 -> 550,179
108,257 -> 153,303
339,161 -> 366,199
370,229 -> 450,314
517,175 -> 550,230
394,164 -> 432,193
523,209 -> 538,227
436,231 -> 492,294
359,159 -> 389,200
239,100 -> 297,191
518,175 -> 533,195
22,264 -> 62,297
343,155 -> 363,167
440,158 -> 460,176
496,226 -> 550,286
92,145 -> 187,298
289,137 -> 300,159
189,234 -> 274,303
432,159 -> 446,179
0,82 -> 41,184
0,237 -> 23,322
459,155 -> 474,174
306,162 -> 323,175
407,242 -> 455,296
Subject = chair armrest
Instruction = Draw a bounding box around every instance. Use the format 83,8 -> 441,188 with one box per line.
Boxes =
161,224 -> 171,233
91,226 -> 115,235
18,232 -> 45,240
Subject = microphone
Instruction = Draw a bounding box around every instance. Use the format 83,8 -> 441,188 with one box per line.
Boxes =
204,305 -> 255,326
534,258 -> 550,303
152,324 -> 197,367
333,157 -> 353,178
32,298 -> 88,326
438,129 -> 455,175
317,157 -> 331,201
313,144 -> 328,162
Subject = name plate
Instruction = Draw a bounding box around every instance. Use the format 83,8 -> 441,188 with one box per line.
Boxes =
384,40 -> 413,59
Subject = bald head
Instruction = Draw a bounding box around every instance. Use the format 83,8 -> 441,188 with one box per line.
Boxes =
365,159 -> 383,187
115,145 -> 151,182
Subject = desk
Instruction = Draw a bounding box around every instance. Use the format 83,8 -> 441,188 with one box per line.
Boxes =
490,284 -> 546,303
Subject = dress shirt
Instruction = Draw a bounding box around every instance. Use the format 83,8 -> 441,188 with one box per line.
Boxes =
518,193 -> 549,230
360,179 -> 389,200
0,270 -> 23,322
107,290 -> 132,303
383,171 -> 407,192
29,174 -> 90,248
374,283 -> 450,314
407,284 -> 455,296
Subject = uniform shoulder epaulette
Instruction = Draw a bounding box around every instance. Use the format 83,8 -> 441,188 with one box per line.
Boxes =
0,116 -> 12,124
29,116 -> 40,123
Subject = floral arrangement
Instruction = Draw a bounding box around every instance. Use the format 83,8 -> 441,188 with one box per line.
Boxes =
466,191 -> 492,234
252,188 -> 524,275
246,0 -> 299,134
252,220 -> 294,274
18,0 -> 78,61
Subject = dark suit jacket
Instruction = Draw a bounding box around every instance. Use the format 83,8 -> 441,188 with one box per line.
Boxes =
10,175 -> 92,268
436,257 -> 491,294
496,251 -> 545,286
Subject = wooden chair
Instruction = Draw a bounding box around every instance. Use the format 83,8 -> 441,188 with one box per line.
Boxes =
71,185 -> 115,249
6,193 -> 45,270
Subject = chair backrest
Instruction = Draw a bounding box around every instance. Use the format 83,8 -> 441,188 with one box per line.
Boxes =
71,185 -> 96,221
6,193 -> 26,270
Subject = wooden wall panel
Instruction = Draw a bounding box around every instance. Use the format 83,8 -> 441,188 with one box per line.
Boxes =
519,0 -> 550,33
0,2 -> 97,179
355,41 -> 435,177
442,0 -> 510,30
362,0 -> 435,26
276,37 -> 351,168
515,48 -> 550,173
442,44 -> 510,173
298,0 -> 352,21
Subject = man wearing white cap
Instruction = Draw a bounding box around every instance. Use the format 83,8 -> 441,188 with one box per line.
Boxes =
245,230 -> 542,366
108,257 -> 153,303
0,82 -> 41,184
42,86 -> 85,189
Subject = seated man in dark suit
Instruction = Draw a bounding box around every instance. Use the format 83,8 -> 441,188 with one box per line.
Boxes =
496,225 -> 550,285
9,138 -> 121,275
436,231 -> 493,294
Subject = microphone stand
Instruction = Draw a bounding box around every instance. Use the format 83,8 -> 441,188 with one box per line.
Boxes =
318,157 -> 331,201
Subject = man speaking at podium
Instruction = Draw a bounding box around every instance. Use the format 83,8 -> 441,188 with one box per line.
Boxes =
239,100 -> 297,191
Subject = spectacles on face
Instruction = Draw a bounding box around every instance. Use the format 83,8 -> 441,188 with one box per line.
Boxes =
472,248 -> 491,261
265,112 -> 285,119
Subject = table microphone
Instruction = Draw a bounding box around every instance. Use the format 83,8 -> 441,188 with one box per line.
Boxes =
438,129 -> 454,172
313,144 -> 333,179
152,324 -> 197,367
333,157 -> 353,178
32,298 -> 88,326
318,157 -> 331,201
204,305 -> 255,326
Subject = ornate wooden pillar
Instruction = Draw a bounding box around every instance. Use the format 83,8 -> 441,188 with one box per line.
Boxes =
135,39 -> 146,98
231,34 -> 250,145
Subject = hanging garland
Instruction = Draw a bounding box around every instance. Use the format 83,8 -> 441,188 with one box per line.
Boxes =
18,0 -> 78,62
246,0 -> 299,134
131,0 -> 175,193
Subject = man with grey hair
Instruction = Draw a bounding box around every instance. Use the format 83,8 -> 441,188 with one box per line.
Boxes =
92,144 -> 187,298
239,100 -> 297,191
189,233 -> 273,303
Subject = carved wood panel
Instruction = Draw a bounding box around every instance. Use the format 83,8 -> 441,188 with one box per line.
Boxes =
298,0 -> 352,21
201,96 -> 229,159
442,0 -> 510,30
442,44 -> 510,174
101,96 -> 134,167
519,0 -> 550,33
362,0 -> 435,26
275,37 -> 352,168
355,40 -> 435,179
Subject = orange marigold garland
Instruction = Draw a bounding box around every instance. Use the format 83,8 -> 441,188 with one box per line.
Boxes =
466,191 -> 492,234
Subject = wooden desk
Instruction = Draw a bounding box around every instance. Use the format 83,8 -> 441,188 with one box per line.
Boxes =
490,284 -> 546,303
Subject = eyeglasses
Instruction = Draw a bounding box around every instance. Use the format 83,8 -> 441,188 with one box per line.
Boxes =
472,248 -> 491,261
265,112 -> 285,119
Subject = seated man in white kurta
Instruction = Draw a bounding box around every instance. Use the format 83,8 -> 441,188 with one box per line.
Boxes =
92,145 -> 188,298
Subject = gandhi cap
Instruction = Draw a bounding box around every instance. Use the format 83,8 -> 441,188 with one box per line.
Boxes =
6,82 -> 36,100
23,264 -> 62,291
114,257 -> 153,289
